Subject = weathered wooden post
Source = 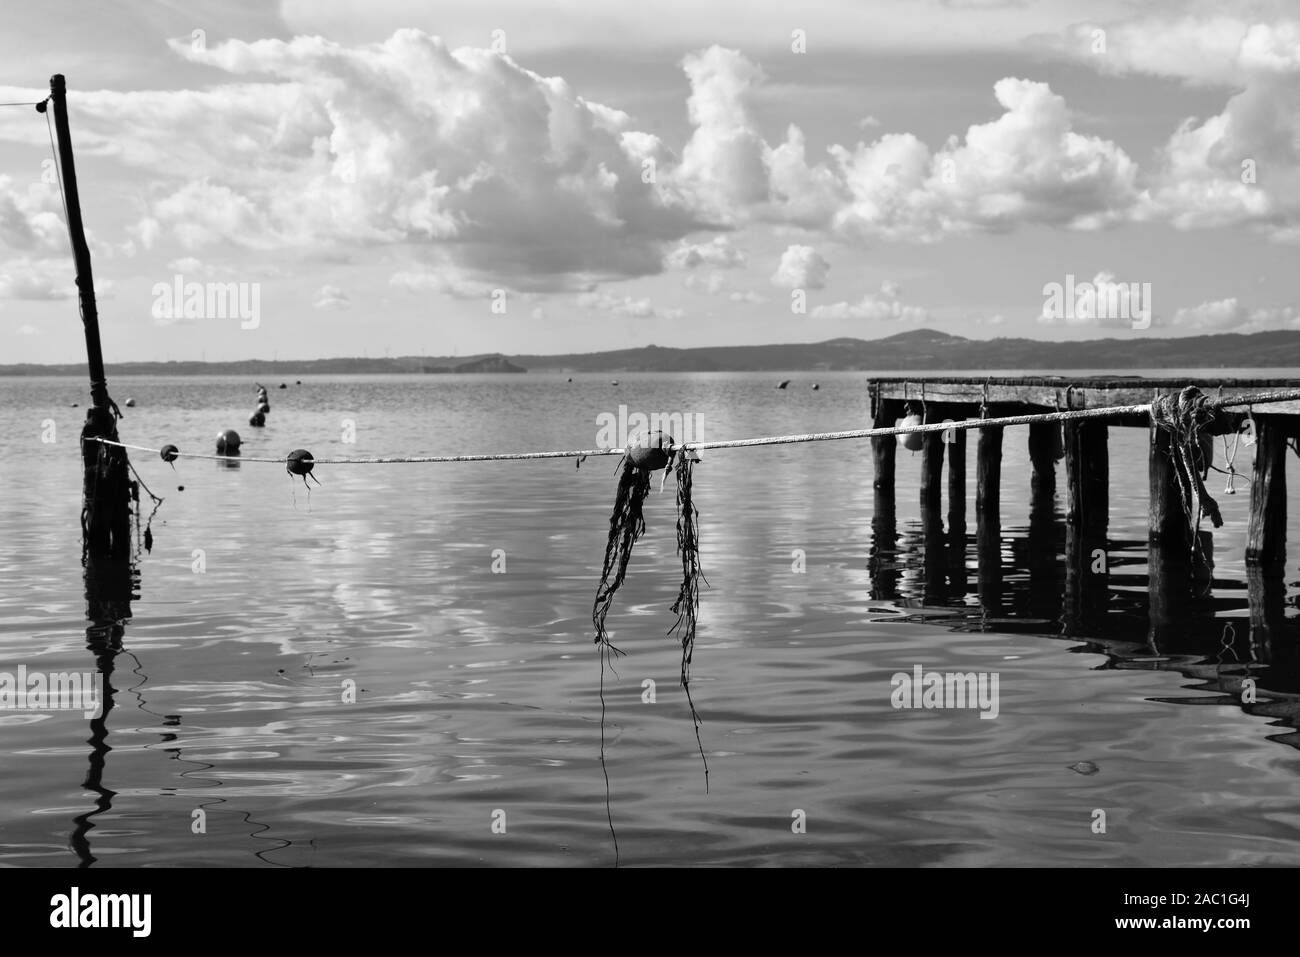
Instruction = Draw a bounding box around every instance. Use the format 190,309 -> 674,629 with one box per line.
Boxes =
869,385 -> 901,601
1246,565 -> 1284,664
946,424 -> 968,597
976,417 -> 1003,613
1245,417 -> 1287,568
1148,392 -> 1191,642
946,424 -> 966,525
48,74 -> 132,561
920,429 -> 945,513
1028,421 -> 1058,503
871,388 -> 899,496
1063,395 -> 1109,634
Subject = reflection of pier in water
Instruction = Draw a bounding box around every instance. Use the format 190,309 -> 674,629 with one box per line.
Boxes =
867,376 -> 1300,749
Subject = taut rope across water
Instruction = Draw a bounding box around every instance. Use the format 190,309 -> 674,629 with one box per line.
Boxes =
83,386 -> 1300,468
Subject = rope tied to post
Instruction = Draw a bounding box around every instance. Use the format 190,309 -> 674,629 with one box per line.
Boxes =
1150,386 -> 1223,545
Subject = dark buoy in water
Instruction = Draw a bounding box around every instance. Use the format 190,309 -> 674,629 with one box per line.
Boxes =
286,448 -> 319,486
124,397 -> 136,407
177,485 -> 185,491
70,402 -> 78,407
278,383 -> 287,389
777,379 -> 790,389
811,383 -> 820,391
611,380 -> 619,386
257,401 -> 270,414
216,429 -> 241,454
627,431 -> 674,471
295,380 -> 302,385
159,443 -> 180,463
249,410 -> 265,427
567,377 -> 572,382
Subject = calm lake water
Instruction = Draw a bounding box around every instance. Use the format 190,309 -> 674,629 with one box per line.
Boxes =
2,370 -> 1300,867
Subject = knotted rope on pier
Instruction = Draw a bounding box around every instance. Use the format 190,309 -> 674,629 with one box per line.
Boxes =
1151,386 -> 1223,544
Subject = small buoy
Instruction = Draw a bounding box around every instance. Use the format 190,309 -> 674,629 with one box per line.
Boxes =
777,380 -> 790,389
159,443 -> 180,463
896,414 -> 924,452
177,485 -> 185,491
216,429 -> 241,454
286,449 -> 315,478
567,377 -> 573,383
124,397 -> 136,407
257,401 -> 270,414
811,383 -> 820,391
611,380 -> 619,386
295,380 -> 302,385
627,431 -> 674,471
278,383 -> 287,389
70,402 -> 78,407
249,411 -> 265,427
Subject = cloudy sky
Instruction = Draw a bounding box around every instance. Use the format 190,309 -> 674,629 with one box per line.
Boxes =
0,0 -> 1297,362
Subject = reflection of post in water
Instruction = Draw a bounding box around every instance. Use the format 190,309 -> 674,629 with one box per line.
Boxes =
71,555 -> 135,867
920,429 -> 947,603
976,423 -> 1003,616
1063,405 -> 1109,636
869,486 -> 900,602
921,499 -> 947,605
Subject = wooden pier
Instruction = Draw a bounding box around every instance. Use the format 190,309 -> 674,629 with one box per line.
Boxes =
868,376 -> 1300,640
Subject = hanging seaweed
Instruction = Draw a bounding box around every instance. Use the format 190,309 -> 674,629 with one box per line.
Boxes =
591,453 -> 654,656
668,448 -> 709,787
1152,386 -> 1224,569
591,431 -> 669,865
591,431 -> 710,796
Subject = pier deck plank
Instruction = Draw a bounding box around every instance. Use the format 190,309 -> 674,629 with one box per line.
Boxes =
870,376 -> 1300,417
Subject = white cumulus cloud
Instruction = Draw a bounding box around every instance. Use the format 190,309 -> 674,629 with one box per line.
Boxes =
771,245 -> 829,289
812,280 -> 926,321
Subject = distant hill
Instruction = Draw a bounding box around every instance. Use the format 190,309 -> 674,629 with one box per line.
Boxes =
0,352 -> 525,376
4,330 -> 1299,376
511,329 -> 1300,372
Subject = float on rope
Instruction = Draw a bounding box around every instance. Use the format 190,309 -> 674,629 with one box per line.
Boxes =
286,448 -> 319,486
215,429 -> 240,454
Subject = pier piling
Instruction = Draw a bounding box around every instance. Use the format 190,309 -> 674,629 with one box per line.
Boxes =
1246,417 -> 1287,568
867,376 -> 1300,636
920,429 -> 945,513
51,74 -> 131,561
976,421 -> 1004,614
1028,421 -> 1058,502
871,395 -> 900,496
1063,398 -> 1109,632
